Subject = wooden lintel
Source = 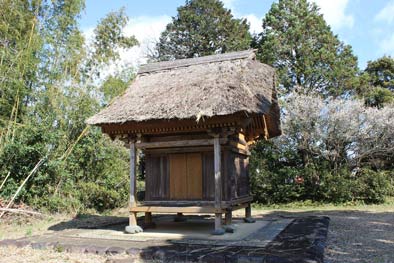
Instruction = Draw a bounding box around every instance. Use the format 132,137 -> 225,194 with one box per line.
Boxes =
145,146 -> 213,155
229,147 -> 250,156
136,138 -> 227,149
228,196 -> 253,206
228,202 -> 249,211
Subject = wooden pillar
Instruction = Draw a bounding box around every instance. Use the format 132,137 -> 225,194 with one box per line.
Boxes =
212,135 -> 224,235
143,211 -> 155,229
125,140 -> 143,234
225,211 -> 232,225
129,142 -> 136,208
244,202 -> 256,223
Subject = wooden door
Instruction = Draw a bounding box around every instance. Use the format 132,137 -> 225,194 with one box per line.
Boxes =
169,153 -> 202,200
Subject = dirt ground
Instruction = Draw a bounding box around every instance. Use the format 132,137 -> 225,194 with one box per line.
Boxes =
261,208 -> 394,263
0,205 -> 393,263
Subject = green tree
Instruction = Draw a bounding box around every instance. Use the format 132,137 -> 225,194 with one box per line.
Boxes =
362,56 -> 394,108
153,0 -> 252,61
365,56 -> 394,91
363,86 -> 393,108
256,0 -> 359,97
101,68 -> 135,105
92,8 -> 138,66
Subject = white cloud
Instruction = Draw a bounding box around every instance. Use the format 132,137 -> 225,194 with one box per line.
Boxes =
222,0 -> 237,10
221,0 -> 262,35
380,33 -> 394,54
375,1 -> 394,24
244,14 -> 263,35
311,0 -> 354,30
120,15 -> 171,67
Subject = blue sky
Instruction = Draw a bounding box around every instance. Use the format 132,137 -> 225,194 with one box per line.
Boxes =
80,0 -> 394,70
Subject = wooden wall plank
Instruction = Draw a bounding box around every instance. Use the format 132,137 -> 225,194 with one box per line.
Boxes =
186,153 -> 203,199
202,152 -> 215,200
169,153 -> 187,199
145,155 -> 169,200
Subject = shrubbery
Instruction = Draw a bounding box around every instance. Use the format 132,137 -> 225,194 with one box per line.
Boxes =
0,124 -> 130,213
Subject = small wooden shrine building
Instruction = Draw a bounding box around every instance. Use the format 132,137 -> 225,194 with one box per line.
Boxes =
86,50 -> 281,235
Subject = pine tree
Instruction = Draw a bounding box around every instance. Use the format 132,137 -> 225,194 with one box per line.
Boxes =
362,56 -> 394,108
256,0 -> 359,97
365,56 -> 394,91
153,0 -> 252,61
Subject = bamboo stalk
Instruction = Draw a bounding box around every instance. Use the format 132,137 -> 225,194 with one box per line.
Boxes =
0,97 -> 17,153
0,171 -> 11,191
0,208 -> 42,216
59,126 -> 90,161
11,94 -> 19,141
0,157 -> 46,219
54,126 -> 90,195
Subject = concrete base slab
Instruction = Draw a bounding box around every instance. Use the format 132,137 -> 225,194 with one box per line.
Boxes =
60,217 -> 290,246
2,216 -> 330,263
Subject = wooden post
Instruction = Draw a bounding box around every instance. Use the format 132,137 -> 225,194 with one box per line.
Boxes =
224,210 -> 235,233
143,211 -> 155,229
125,140 -> 143,234
212,135 -> 224,235
130,142 -> 136,207
225,211 -> 232,225
244,202 -> 256,223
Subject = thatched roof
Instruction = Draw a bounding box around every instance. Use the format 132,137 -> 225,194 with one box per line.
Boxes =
87,50 -> 280,137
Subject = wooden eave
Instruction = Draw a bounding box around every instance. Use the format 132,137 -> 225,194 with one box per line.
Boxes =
99,112 -> 271,143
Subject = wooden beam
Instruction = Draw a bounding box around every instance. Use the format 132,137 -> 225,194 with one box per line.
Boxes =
229,141 -> 247,151
136,138 -> 227,149
145,146 -> 213,155
229,202 -> 249,211
227,196 -> 253,206
130,206 -> 225,213
101,114 -> 244,136
141,200 -> 230,207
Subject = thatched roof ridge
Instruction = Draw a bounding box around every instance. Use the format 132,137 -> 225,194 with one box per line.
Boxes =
138,50 -> 256,74
86,50 -> 280,134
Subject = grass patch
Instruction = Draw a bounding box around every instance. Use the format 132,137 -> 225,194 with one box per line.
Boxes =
252,197 -> 394,212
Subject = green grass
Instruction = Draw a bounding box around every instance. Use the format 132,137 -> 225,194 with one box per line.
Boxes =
25,227 -> 32,237
252,197 -> 394,211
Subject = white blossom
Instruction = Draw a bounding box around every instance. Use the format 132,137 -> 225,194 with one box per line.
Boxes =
276,92 -> 394,169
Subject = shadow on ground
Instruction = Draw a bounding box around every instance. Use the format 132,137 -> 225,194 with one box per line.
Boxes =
48,214 -> 128,231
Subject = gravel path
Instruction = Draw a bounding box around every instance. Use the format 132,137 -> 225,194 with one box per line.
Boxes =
256,208 -> 394,263
0,246 -> 114,263
325,210 -> 394,263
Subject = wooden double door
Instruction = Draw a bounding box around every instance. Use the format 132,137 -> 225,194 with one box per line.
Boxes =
169,153 -> 203,199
